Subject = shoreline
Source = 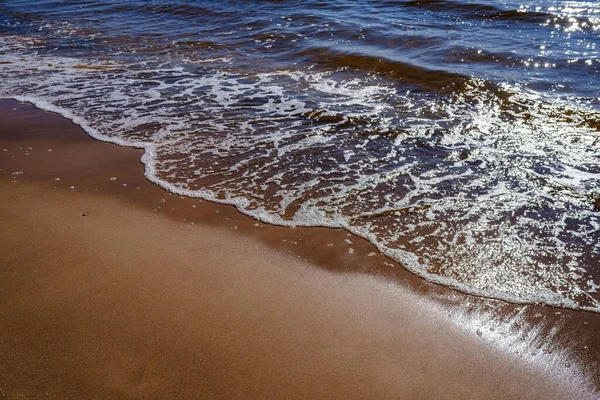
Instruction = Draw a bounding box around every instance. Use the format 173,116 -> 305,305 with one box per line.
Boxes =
1,100 -> 598,398
7,94 -> 596,313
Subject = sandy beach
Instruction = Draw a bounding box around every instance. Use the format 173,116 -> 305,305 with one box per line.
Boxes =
1,100 -> 598,399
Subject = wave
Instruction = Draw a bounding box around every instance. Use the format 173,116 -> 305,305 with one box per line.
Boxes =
298,47 -> 471,91
482,9 -> 553,22
403,0 -> 502,15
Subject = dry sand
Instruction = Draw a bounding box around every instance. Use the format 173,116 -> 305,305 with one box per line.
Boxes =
0,100 -> 597,399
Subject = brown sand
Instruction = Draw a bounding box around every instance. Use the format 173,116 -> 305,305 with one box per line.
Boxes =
0,100 -> 597,399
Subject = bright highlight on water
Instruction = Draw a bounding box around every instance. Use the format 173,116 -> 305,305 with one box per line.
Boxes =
1,0 -> 599,311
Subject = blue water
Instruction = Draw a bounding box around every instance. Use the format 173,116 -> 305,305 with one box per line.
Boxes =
1,0 -> 599,311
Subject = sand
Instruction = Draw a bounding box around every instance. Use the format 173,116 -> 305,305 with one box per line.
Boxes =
0,100 -> 597,399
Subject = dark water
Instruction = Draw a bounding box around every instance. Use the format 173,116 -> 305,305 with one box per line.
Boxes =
1,0 -> 599,311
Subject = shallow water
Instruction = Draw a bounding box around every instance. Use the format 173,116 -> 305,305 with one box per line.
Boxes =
1,0 -> 599,311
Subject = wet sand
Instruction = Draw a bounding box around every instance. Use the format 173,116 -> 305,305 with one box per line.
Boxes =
0,100 -> 598,399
